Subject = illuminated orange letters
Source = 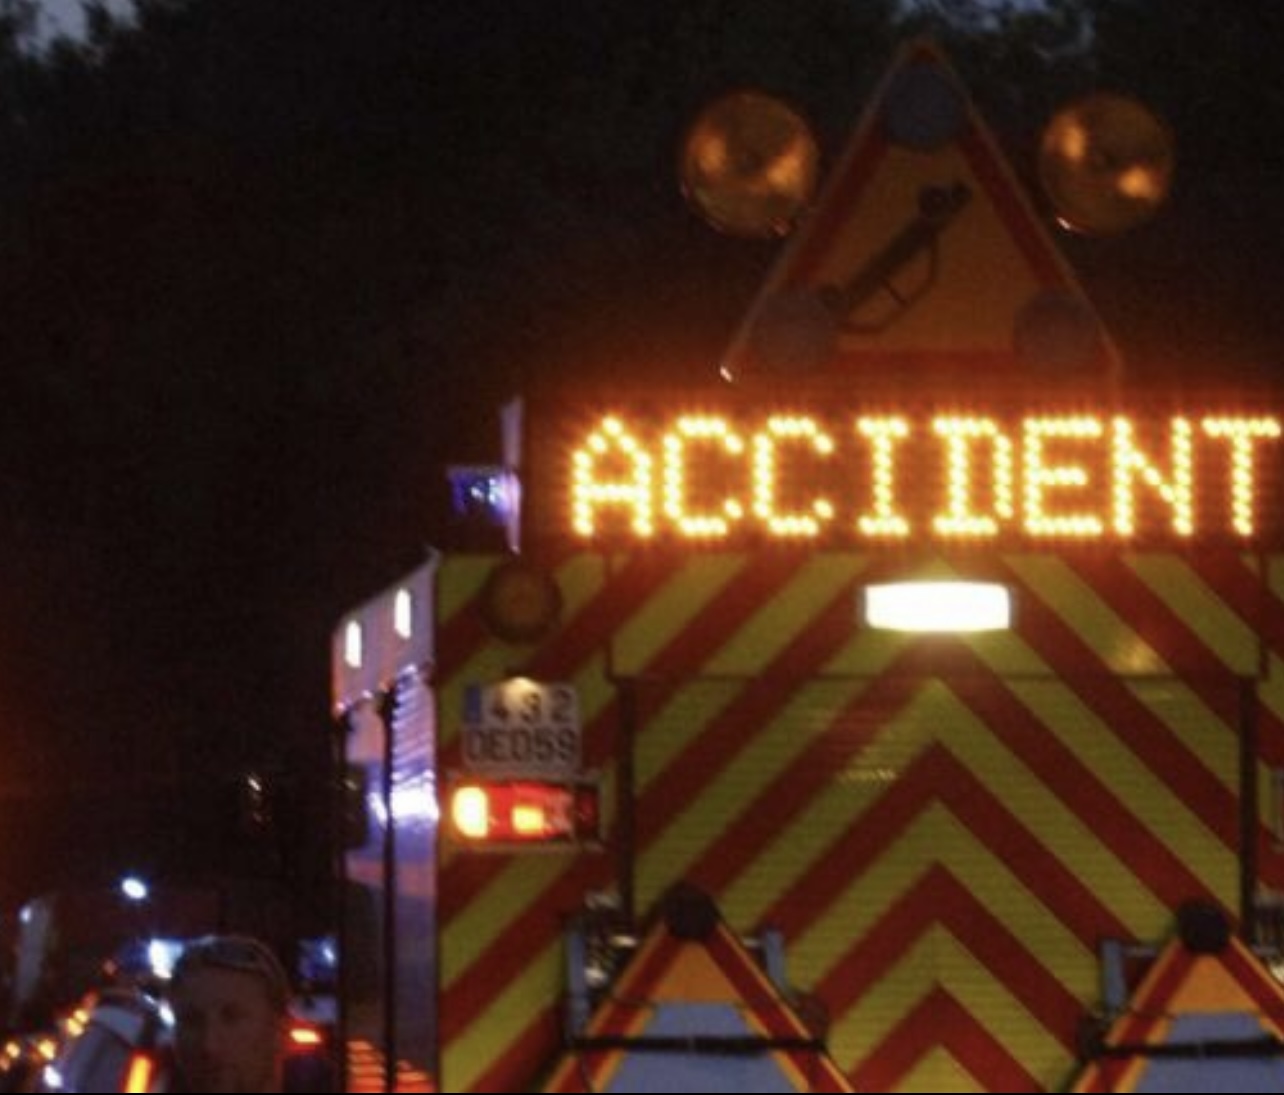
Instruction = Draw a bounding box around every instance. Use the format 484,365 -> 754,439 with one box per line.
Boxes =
567,411 -> 1281,544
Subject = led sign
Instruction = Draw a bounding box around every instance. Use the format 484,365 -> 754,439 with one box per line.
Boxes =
540,406 -> 1284,547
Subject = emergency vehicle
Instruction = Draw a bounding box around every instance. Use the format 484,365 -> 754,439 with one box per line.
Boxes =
330,43 -> 1284,1093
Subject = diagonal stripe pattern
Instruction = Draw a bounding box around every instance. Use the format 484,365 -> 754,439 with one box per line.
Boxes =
432,550 -> 1283,1092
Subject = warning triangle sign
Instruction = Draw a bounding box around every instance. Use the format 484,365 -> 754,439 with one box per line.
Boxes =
719,39 -> 1121,386
541,885 -> 854,1093
1070,907 -> 1284,1092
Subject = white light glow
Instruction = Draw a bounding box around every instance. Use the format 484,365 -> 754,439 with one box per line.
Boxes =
365,779 -> 439,829
863,581 -> 1013,632
394,589 -> 414,639
119,875 -> 149,902
344,620 -> 363,669
450,786 -> 491,840
147,939 -> 184,979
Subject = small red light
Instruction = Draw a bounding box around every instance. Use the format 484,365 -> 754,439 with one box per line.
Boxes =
447,779 -> 600,847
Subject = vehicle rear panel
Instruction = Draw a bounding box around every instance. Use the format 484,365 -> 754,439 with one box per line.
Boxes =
432,549 -> 1284,1092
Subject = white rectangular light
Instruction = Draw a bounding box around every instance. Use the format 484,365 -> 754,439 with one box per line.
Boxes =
344,620 -> 364,668
863,581 -> 1013,633
394,588 -> 414,639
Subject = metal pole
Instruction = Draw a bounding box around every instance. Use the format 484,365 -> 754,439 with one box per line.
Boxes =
378,686 -> 399,1093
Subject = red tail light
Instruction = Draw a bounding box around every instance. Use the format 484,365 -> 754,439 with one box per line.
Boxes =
446,778 -> 601,846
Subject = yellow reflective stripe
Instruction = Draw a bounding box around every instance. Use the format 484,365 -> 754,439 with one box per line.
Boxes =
443,941 -> 561,1093
936,690 -> 1169,937
636,676 -> 870,907
1009,681 -> 1234,887
440,857 -> 566,984
1128,554 -> 1260,673
794,805 -> 1094,999
610,555 -> 747,673
701,555 -> 866,675
1005,555 -> 1170,675
832,929 -> 1067,1081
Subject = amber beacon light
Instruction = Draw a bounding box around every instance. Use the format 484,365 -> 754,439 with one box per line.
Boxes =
679,89 -> 819,239
1039,92 -> 1174,235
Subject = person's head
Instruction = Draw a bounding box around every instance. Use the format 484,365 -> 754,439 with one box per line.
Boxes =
168,934 -> 291,1093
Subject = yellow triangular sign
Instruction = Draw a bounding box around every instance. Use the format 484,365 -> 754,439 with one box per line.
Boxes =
1071,918 -> 1284,1092
720,40 -> 1121,386
542,886 -> 854,1092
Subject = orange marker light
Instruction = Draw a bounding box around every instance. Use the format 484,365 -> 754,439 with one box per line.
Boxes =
123,1053 -> 155,1094
449,786 -> 491,840
447,780 -> 601,848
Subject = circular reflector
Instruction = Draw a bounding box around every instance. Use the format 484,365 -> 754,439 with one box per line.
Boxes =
1176,899 -> 1230,955
663,882 -> 720,941
478,559 -> 562,644
679,90 -> 820,239
1039,92 -> 1174,235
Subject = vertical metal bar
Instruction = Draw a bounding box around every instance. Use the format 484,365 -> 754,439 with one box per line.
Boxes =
379,685 -> 399,1093
334,713 -> 353,1095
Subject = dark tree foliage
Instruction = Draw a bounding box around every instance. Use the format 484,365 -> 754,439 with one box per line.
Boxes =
0,0 -> 1278,900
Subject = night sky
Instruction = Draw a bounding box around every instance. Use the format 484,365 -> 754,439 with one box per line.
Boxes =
0,0 -> 1282,913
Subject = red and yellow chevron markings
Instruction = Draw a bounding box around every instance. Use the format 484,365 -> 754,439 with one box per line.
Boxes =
433,549 -> 1281,1092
